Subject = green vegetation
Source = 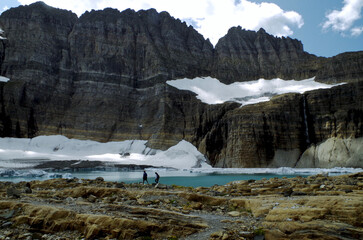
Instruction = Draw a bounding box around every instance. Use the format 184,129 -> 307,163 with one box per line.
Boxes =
254,227 -> 265,236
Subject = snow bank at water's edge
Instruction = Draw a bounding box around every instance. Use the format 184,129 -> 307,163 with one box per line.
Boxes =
0,135 -> 211,169
0,136 -> 361,180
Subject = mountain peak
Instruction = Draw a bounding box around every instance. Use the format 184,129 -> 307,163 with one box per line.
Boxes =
0,0 -> 77,22
30,1 -> 48,7
257,27 -> 267,34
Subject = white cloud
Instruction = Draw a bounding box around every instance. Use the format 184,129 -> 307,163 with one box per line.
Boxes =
193,0 -> 303,44
351,26 -> 363,36
0,5 -> 9,14
322,0 -> 363,36
17,0 -> 303,45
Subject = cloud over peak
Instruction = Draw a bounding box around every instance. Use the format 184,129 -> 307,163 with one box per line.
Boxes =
18,0 -> 304,45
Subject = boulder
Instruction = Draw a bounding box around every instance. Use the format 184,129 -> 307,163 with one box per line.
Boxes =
6,188 -> 21,198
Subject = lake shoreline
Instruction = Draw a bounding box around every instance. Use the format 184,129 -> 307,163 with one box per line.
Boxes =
33,160 -> 169,171
1,172 -> 362,239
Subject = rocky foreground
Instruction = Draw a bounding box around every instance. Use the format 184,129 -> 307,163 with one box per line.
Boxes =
0,172 -> 362,240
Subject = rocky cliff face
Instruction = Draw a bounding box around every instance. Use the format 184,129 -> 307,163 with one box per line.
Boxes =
0,2 -> 78,139
70,7 -> 213,88
315,51 -> 363,83
199,82 -> 363,167
0,2 -> 217,148
212,27 -> 322,83
0,2 -> 362,167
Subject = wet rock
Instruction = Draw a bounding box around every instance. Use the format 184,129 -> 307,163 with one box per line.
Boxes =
0,210 -> 15,220
1,222 -> 12,228
290,191 -> 307,196
115,182 -> 126,189
227,211 -> 241,217
95,177 -> 104,182
154,183 -> 168,189
189,202 -> 203,210
210,231 -> 230,240
18,233 -> 32,239
282,189 -> 293,197
87,195 -> 97,203
254,235 -> 265,240
24,183 -> 32,194
6,188 -> 21,199
137,198 -> 147,205
210,231 -> 224,238
24,187 -> 32,194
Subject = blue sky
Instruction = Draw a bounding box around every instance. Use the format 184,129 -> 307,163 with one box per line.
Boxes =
0,0 -> 362,57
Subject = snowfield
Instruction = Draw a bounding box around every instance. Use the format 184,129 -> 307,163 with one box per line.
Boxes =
0,135 -> 211,169
0,76 -> 10,82
166,77 -> 344,105
0,135 -> 361,177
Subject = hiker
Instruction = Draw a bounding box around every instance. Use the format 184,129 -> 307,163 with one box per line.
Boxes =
155,172 -> 160,183
143,170 -> 149,184
24,182 -> 32,194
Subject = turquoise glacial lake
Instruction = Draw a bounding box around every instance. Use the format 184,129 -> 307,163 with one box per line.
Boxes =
0,169 -> 309,187
1,167 -> 359,187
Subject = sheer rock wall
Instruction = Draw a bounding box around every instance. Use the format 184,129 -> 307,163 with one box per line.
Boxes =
0,2 -> 362,167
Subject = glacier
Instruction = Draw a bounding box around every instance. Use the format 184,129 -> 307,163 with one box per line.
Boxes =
166,76 -> 344,105
0,135 -> 211,169
0,135 -> 361,178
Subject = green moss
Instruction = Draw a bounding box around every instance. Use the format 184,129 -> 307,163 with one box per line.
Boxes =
254,228 -> 265,236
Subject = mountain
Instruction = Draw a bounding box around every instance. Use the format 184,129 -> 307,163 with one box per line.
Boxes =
202,83 -> 363,168
212,27 -> 319,83
0,2 -> 362,168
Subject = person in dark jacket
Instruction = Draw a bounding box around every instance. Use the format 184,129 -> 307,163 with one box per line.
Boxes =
143,170 -> 149,184
155,172 -> 160,183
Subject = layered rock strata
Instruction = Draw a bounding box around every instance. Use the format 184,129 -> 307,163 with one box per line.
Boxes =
0,173 -> 362,239
198,81 -> 363,167
0,2 -> 363,167
315,51 -> 363,83
212,27 -> 363,84
0,2 -> 218,148
212,27 -> 322,83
